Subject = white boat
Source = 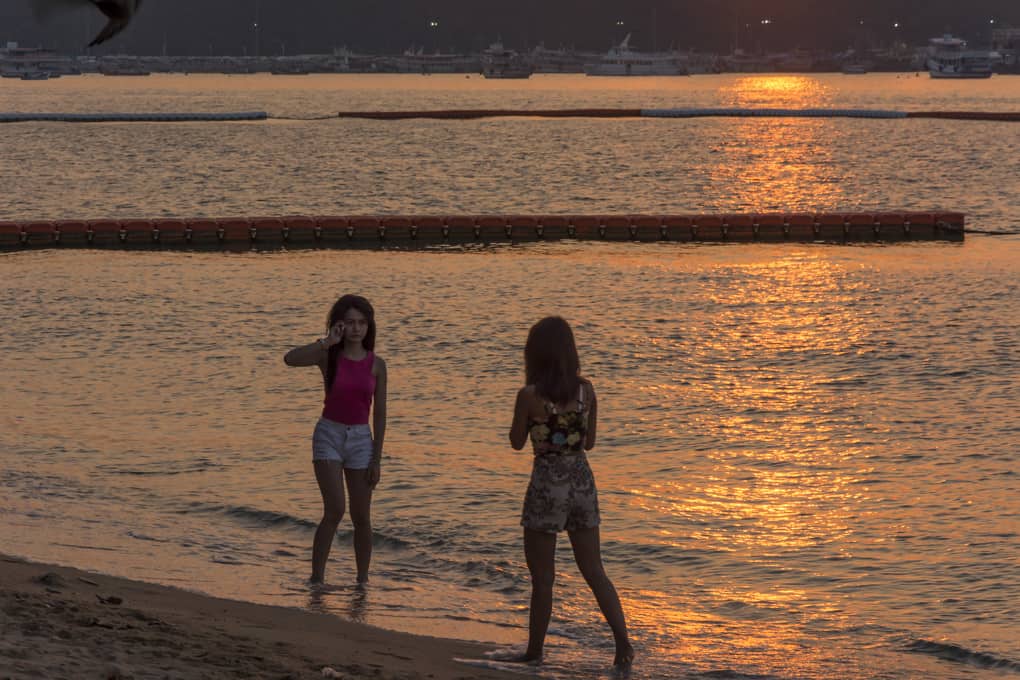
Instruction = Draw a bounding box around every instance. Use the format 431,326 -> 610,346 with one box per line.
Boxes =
926,35 -> 993,79
481,41 -> 533,79
528,44 -> 592,73
388,47 -> 479,74
0,42 -> 78,79
584,34 -> 688,76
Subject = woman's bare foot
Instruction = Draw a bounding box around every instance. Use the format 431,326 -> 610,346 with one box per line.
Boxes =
491,648 -> 542,665
504,653 -> 542,665
613,642 -> 635,667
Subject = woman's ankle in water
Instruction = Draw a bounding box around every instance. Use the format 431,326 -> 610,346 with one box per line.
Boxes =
613,640 -> 635,666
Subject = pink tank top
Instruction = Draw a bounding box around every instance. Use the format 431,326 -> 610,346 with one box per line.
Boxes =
322,352 -> 376,425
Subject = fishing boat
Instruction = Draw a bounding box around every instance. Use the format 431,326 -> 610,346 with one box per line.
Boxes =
584,34 -> 688,76
926,35 -> 993,79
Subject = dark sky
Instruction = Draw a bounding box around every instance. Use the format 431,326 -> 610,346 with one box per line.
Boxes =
2,1 -> 1016,55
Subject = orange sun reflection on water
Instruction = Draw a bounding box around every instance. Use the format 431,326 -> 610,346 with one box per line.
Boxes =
616,251 -> 876,674
724,75 -> 834,108
618,587 -> 863,678
688,252 -> 870,551
710,75 -> 847,213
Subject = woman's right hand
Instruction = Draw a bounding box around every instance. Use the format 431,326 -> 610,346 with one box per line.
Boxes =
322,321 -> 344,349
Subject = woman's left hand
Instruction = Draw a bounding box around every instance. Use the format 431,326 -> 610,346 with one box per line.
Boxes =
366,462 -> 381,489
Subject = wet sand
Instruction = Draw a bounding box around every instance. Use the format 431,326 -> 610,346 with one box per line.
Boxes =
0,554 -> 518,680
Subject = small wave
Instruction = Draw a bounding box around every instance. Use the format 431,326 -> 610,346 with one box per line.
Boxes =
335,528 -> 413,550
221,504 -> 318,530
179,501 -> 417,550
97,458 -> 222,476
178,502 -> 316,531
126,530 -> 168,543
51,542 -> 120,552
695,672 -> 781,680
455,654 -> 541,676
904,638 -> 1020,672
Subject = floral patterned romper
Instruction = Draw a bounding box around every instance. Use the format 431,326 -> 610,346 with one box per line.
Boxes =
521,385 -> 600,533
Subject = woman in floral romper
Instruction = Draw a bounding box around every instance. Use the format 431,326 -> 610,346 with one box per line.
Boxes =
508,316 -> 633,668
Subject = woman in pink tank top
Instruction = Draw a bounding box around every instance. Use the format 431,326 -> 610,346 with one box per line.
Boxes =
284,294 -> 387,584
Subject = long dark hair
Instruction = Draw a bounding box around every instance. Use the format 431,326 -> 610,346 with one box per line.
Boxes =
525,316 -> 581,406
324,294 -> 376,392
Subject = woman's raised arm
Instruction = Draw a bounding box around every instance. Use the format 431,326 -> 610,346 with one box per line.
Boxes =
284,339 -> 327,367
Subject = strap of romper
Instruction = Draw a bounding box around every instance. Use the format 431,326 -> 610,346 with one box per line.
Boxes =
545,384 -> 587,416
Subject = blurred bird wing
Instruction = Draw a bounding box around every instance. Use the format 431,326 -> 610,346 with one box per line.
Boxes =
88,16 -> 129,46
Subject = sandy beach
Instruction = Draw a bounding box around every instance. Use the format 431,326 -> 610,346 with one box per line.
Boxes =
0,554 -> 520,680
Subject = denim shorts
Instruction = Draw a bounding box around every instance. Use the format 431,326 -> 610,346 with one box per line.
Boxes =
312,418 -> 374,469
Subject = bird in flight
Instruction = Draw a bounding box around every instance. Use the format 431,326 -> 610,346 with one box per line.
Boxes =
31,0 -> 144,47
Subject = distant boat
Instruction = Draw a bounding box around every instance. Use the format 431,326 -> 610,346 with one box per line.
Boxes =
584,34 -> 688,76
720,49 -> 771,73
0,43 -> 78,79
774,48 -> 815,72
389,47 -> 479,74
528,44 -> 592,73
926,35 -> 993,79
841,63 -> 869,74
481,41 -> 533,79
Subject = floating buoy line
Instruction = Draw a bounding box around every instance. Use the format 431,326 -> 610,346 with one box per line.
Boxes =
1,108 -> 1017,124
0,212 -> 967,251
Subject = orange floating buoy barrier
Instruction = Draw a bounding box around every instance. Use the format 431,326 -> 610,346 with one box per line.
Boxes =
153,219 -> 188,247
54,219 -> 90,246
0,221 -> 23,248
628,215 -> 663,242
0,212 -> 971,253
723,214 -> 755,241
536,215 -> 571,240
187,218 -> 220,247
662,215 -> 694,242
693,215 -> 725,241
786,214 -> 817,240
282,216 -> 318,245
121,219 -> 155,247
477,215 -> 509,241
315,216 -> 349,245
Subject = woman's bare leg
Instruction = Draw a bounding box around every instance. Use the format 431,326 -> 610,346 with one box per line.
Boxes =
312,460 -> 345,583
568,527 -> 634,666
345,467 -> 374,583
521,528 -> 557,662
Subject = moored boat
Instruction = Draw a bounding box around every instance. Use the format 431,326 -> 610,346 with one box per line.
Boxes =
481,41 -> 533,79
584,34 -> 688,76
927,35 -> 993,79
388,47 -> 479,74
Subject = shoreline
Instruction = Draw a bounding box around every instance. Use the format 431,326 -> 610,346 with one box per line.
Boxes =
0,553 -> 520,680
